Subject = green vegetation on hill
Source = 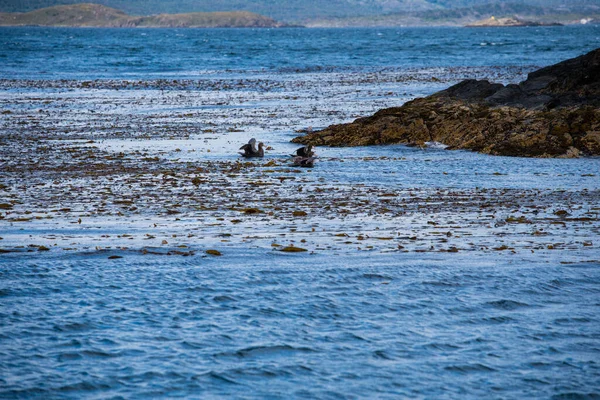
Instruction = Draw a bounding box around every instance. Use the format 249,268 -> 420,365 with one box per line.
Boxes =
0,3 -> 284,27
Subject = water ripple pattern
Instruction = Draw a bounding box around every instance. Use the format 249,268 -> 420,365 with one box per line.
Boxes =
1,26 -> 599,79
1,253 -> 599,398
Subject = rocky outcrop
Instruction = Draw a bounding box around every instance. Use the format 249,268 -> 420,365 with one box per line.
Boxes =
293,48 -> 600,157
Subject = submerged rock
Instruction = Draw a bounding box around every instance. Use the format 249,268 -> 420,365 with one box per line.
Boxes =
293,48 -> 600,157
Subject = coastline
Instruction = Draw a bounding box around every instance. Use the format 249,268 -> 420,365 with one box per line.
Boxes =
0,22 -> 593,28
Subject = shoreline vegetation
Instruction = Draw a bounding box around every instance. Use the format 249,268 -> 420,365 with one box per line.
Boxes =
293,49 -> 600,158
0,2 -> 598,28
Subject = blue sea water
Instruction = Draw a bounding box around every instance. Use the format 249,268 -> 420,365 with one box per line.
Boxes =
1,26 -> 600,399
1,250 -> 598,399
1,25 -> 599,79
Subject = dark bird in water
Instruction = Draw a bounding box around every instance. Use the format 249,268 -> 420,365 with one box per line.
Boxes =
292,156 -> 316,168
239,138 -> 256,156
239,138 -> 265,158
291,144 -> 314,158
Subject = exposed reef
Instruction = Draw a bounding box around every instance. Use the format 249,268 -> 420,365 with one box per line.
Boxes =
293,48 -> 600,158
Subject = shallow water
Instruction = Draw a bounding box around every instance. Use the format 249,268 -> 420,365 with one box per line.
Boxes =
1,26 -> 600,398
99,135 -> 599,190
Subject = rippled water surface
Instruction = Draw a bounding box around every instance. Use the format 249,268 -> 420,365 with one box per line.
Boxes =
2,25 -> 600,79
1,251 -> 598,399
1,26 -> 600,399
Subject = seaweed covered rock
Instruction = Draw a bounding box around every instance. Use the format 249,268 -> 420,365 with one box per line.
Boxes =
293,48 -> 600,157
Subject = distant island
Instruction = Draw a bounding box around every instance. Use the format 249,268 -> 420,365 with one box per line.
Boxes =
466,16 -> 562,27
303,3 -> 596,28
2,0 -> 600,26
0,3 -> 288,28
1,1 -> 598,27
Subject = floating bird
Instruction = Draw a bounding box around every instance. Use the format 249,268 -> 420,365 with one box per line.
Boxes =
239,138 -> 265,158
292,156 -> 316,168
291,144 -> 315,158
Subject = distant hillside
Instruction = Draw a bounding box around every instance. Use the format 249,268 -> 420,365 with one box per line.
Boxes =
466,16 -> 562,27
0,3 -> 285,27
0,0 -> 598,23
134,11 -> 283,28
0,3 -> 130,26
306,2 -> 600,27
